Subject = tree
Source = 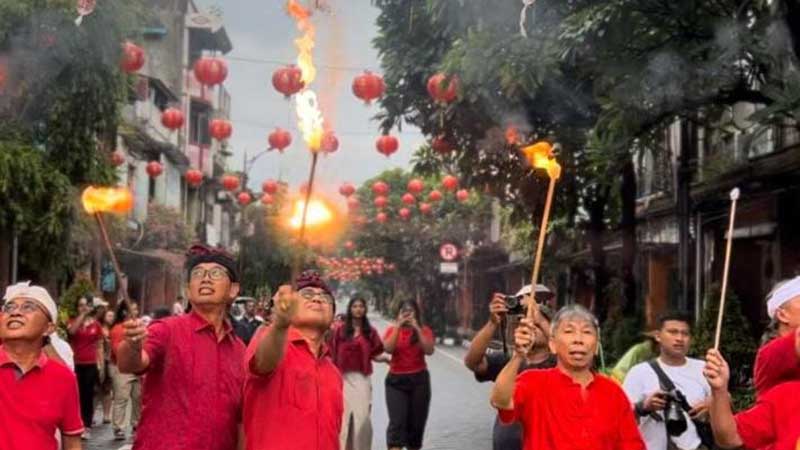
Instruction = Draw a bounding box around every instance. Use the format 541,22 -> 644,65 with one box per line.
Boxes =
238,203 -> 293,299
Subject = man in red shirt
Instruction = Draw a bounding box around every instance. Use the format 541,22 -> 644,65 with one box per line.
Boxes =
116,244 -> 246,450
492,304 -> 645,450
752,276 -> 800,397
0,282 -> 84,450
244,270 -> 343,450
705,348 -> 800,450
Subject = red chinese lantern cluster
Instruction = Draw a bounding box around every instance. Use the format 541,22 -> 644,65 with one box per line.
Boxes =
262,179 -> 279,195
376,212 -> 388,224
419,202 -> 433,215
268,128 -> 292,152
237,192 -> 252,206
339,183 -> 355,198
352,70 -> 385,105
401,193 -> 416,206
427,73 -> 460,103
185,169 -> 203,187
442,175 -> 459,192
209,119 -> 233,141
321,131 -> 339,153
194,57 -> 228,86
456,189 -> 470,203
407,179 -> 424,195
372,181 -> 389,196
432,136 -> 454,155
120,42 -> 145,73
221,175 -> 240,192
374,196 -> 388,209
399,208 -> 411,220
428,190 -> 443,202
146,161 -> 163,178
161,108 -> 184,131
110,150 -> 126,167
376,135 -> 399,157
316,256 -> 396,282
260,193 -> 274,206
272,65 -> 305,98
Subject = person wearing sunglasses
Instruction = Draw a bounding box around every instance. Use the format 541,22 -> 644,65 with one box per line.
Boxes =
244,270 -> 343,450
0,281 -> 84,450
115,244 -> 245,450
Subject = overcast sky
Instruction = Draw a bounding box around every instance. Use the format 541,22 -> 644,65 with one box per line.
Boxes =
195,0 -> 424,195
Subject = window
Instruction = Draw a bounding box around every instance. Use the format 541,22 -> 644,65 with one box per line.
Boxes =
189,101 -> 211,146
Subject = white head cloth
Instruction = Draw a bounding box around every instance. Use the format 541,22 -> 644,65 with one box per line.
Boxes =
766,276 -> 800,320
3,281 -> 58,323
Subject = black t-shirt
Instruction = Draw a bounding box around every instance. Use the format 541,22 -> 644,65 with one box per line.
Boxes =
475,351 -> 557,450
233,316 -> 263,345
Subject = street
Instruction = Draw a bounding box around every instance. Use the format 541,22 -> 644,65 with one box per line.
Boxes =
87,311 -> 495,450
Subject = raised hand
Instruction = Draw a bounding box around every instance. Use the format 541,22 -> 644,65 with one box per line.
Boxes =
489,293 -> 508,325
513,318 -> 534,357
703,348 -> 730,392
123,318 -> 147,345
273,285 -> 299,329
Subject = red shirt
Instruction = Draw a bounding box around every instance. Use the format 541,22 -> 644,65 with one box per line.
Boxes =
384,325 -> 434,374
753,330 -> 800,397
109,323 -> 125,364
133,311 -> 245,450
244,326 -> 343,450
735,380 -> 800,450
498,368 -> 645,450
329,323 -> 384,375
69,319 -> 102,365
0,346 -> 84,450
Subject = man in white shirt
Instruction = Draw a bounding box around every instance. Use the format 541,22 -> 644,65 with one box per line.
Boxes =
623,312 -> 711,450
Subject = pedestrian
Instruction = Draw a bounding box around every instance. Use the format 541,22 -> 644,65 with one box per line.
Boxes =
108,300 -> 142,441
492,304 -> 645,450
330,296 -> 387,450
464,287 -> 555,450
622,312 -> 711,450
383,300 -> 435,450
751,276 -> 800,397
116,244 -> 246,450
0,281 -> 84,450
244,270 -> 343,450
704,347 -> 800,450
234,298 -> 263,345
67,294 -> 104,439
100,308 -> 115,425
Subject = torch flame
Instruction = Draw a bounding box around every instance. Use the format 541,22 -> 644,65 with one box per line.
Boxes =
521,142 -> 562,180
287,0 -> 325,152
81,186 -> 134,214
289,198 -> 333,230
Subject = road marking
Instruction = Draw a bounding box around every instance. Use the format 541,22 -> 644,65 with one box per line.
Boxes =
435,347 -> 464,366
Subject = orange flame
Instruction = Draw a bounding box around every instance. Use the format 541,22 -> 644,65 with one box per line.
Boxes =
287,0 -> 325,151
81,186 -> 134,214
505,126 -> 520,145
521,142 -> 562,180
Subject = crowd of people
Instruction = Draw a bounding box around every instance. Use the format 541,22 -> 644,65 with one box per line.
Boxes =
1,241 -> 799,450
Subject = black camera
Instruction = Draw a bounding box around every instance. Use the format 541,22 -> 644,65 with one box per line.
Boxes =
662,390 -> 690,436
502,295 -> 526,315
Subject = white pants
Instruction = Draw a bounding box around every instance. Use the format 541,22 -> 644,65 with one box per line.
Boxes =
340,372 -> 373,450
110,364 -> 141,431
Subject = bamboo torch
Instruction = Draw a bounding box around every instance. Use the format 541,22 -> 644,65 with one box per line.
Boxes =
714,187 -> 740,350
81,186 -> 134,303
520,142 -> 562,320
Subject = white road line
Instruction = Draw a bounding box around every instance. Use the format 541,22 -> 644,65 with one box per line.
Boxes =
434,346 -> 465,366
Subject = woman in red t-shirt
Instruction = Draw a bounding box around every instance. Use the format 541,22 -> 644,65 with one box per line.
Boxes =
382,300 -> 435,450
67,295 -> 103,438
329,297 -> 386,450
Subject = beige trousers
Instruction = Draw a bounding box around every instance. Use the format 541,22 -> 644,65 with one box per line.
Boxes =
110,363 -> 141,431
340,372 -> 374,450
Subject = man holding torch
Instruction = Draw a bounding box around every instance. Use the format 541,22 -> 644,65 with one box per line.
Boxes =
115,244 -> 245,450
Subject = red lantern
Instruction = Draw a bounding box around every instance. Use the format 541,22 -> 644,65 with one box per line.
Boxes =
339,183 -> 355,198
321,131 -> 339,153
352,70 -> 385,105
209,119 -> 233,141
261,194 -> 274,205
427,73 -> 460,103
399,208 -> 411,220
432,136 -> 454,154
185,169 -> 203,187
262,179 -> 279,194
344,241 -> 355,250
376,212 -> 388,224
407,179 -> 424,195
110,150 -> 126,167
272,65 -> 305,98
401,193 -> 415,206
428,190 -> 443,202
419,202 -> 432,215
372,181 -> 389,196
120,42 -> 145,73
194,57 -> 228,86
374,196 -> 388,209
146,161 -> 163,178
161,108 -> 184,131
442,175 -> 459,192
237,192 -> 252,206
376,135 -> 399,157
347,197 -> 360,211
456,189 -> 469,202
268,128 -> 292,152
221,175 -> 240,192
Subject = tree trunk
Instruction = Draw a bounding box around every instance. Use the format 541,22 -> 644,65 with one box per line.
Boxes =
620,159 -> 638,315
785,0 -> 800,61
588,186 -> 611,323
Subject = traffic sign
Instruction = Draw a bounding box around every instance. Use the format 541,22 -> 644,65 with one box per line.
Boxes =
439,243 -> 459,261
440,262 -> 458,274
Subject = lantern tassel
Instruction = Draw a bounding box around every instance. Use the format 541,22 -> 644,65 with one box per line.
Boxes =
519,0 -> 536,38
75,15 -> 84,26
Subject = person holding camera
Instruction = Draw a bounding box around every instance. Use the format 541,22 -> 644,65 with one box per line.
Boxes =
67,295 -> 105,439
464,285 -> 555,450
622,312 -> 711,450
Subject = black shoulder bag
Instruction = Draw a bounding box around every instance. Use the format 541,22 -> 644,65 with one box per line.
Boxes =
647,360 -> 715,448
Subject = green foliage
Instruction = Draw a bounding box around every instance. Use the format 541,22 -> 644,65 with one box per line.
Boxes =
140,203 -> 195,251
600,278 -> 645,364
238,204 -> 293,298
57,276 -> 94,324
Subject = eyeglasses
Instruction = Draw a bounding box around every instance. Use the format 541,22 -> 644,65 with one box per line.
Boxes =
2,301 -> 44,315
190,267 -> 230,281
298,289 -> 334,305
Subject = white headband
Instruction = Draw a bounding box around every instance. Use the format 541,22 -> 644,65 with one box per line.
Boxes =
3,281 -> 58,323
766,276 -> 800,320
